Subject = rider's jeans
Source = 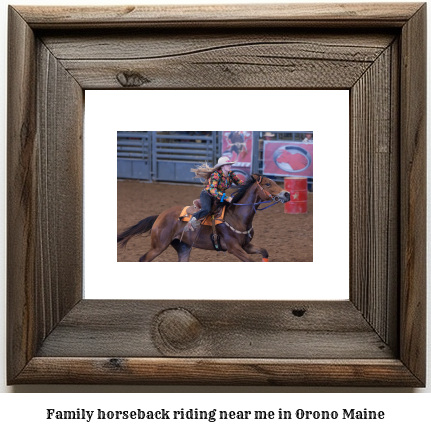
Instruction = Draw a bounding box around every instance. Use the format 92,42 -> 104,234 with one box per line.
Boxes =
193,190 -> 215,220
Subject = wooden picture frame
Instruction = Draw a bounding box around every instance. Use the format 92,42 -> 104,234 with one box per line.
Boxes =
7,3 -> 426,386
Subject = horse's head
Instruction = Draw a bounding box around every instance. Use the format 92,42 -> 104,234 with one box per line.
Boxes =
253,175 -> 291,203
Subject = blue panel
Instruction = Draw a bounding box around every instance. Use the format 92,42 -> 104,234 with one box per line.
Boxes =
131,160 -> 149,180
117,160 -> 132,178
175,162 -> 199,182
157,162 -> 175,181
118,160 -> 150,180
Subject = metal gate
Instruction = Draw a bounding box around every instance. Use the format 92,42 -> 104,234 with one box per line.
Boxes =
152,131 -> 218,183
117,131 -> 311,184
117,131 -> 151,180
117,131 -> 218,183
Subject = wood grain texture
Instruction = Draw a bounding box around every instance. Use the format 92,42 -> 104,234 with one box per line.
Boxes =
36,300 -> 393,359
387,38 -> 401,352
7,6 -> 38,381
15,3 -> 423,28
399,3 -> 427,385
56,35 -> 394,89
41,31 -> 395,60
7,3 -> 426,386
350,44 -> 398,347
7,6 -> 83,383
35,40 -> 84,334
41,30 -> 395,89
15,358 -> 423,386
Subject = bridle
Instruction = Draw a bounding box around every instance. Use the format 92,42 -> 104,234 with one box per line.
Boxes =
232,176 -> 288,212
255,175 -> 283,203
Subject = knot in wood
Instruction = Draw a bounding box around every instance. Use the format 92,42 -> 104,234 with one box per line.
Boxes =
292,308 -> 306,317
108,358 -> 123,369
154,308 -> 203,351
116,71 -> 150,87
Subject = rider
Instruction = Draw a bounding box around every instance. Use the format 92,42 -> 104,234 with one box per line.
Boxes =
185,156 -> 245,231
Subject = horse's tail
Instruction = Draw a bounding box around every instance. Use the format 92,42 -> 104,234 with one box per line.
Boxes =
117,215 -> 159,249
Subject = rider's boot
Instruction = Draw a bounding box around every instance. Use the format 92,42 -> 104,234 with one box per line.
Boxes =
184,216 -> 201,232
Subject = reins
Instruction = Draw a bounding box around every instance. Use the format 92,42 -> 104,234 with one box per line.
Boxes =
231,176 -> 285,213
223,176 -> 286,237
232,200 -> 279,211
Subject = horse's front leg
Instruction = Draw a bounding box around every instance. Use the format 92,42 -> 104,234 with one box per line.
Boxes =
170,239 -> 191,262
226,244 -> 255,262
243,242 -> 269,262
223,235 -> 255,262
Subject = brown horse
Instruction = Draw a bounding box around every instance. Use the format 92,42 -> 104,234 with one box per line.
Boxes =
117,174 -> 290,262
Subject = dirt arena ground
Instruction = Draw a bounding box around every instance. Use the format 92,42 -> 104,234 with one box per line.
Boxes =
117,180 -> 313,262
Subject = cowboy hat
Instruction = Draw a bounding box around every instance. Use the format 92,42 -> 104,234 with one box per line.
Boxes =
214,156 -> 235,169
263,132 -> 275,137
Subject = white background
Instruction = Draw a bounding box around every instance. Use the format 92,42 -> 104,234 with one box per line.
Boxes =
0,0 -> 429,425
85,90 -> 349,300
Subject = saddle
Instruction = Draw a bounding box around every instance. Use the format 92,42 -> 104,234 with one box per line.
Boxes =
185,199 -> 203,216
179,201 -> 226,226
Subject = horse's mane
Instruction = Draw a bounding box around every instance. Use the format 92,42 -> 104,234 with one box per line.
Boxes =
213,174 -> 258,212
230,174 -> 258,204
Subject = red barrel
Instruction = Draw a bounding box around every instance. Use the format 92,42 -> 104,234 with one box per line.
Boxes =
284,177 -> 308,214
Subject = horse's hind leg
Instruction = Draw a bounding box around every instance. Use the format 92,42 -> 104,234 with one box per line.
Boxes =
139,233 -> 171,262
137,207 -> 186,262
243,243 -> 269,261
170,239 -> 191,262
139,246 -> 168,262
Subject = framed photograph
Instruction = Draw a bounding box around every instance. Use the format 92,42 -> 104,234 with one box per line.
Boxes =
7,4 -> 426,386
99,91 -> 347,297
